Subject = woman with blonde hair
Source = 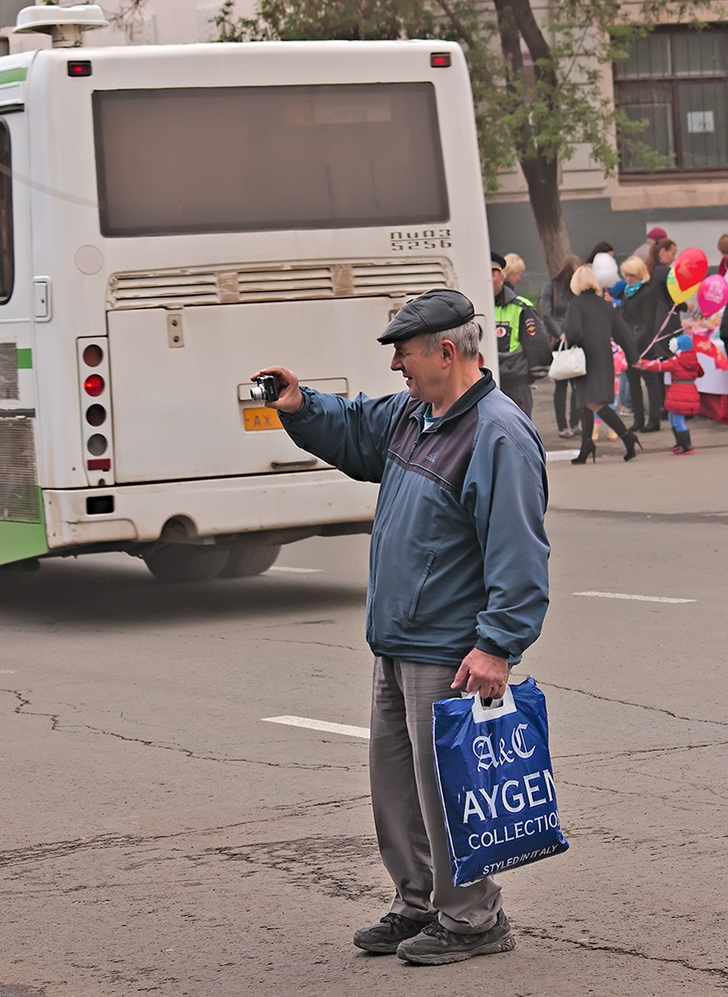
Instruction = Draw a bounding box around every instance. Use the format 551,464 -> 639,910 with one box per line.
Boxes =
503,253 -> 526,290
614,256 -> 659,432
564,265 -> 641,463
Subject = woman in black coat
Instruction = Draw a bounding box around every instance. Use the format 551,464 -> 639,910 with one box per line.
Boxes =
615,256 -> 660,432
565,265 -> 641,463
540,254 -> 581,437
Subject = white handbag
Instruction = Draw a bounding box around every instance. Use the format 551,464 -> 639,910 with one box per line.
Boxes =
548,338 -> 586,380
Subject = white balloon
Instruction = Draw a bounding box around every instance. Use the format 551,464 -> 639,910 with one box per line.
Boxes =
592,252 -> 619,288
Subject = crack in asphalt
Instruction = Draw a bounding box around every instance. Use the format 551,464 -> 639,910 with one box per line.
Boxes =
537,679 -> 728,728
518,925 -> 728,982
256,636 -> 360,652
555,739 -> 728,762
1,689 -> 365,770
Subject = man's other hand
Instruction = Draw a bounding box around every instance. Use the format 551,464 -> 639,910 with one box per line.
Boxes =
249,366 -> 304,414
451,648 -> 509,700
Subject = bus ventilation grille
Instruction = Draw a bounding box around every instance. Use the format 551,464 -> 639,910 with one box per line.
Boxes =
108,259 -> 454,309
0,343 -> 19,400
0,417 -> 41,523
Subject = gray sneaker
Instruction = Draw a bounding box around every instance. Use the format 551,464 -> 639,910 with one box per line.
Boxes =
396,909 -> 515,965
353,912 -> 428,954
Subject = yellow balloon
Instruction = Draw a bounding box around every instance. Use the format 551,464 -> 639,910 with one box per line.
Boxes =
667,267 -> 700,304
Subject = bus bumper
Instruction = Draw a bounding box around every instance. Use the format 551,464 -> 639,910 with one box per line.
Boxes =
42,470 -> 379,550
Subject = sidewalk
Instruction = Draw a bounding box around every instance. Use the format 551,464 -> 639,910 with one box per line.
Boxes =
530,378 -> 728,517
531,377 -> 728,458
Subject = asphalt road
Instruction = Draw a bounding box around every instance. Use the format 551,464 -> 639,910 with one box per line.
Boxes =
1,440 -> 727,997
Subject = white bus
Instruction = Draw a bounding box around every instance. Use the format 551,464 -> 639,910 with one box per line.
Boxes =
0,20 -> 496,582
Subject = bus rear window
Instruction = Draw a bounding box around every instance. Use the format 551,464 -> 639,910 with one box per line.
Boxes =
93,83 -> 449,237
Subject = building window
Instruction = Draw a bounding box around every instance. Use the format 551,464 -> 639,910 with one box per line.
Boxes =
614,26 -> 728,174
0,118 -> 13,304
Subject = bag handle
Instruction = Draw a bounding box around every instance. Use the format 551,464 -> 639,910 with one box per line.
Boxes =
464,685 -> 517,723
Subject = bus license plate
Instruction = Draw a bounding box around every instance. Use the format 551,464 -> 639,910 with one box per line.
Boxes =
243,407 -> 283,431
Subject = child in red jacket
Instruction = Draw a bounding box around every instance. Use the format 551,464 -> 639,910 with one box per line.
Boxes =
636,334 -> 704,454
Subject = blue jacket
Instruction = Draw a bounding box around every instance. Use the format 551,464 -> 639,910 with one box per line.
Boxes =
280,371 -> 549,667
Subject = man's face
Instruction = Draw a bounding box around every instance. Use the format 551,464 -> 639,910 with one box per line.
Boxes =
492,267 -> 505,295
390,335 -> 444,402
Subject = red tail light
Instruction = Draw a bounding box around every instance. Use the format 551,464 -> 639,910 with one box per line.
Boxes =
84,374 -> 104,396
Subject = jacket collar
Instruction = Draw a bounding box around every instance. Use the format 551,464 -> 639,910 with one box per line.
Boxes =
409,369 -> 496,429
494,284 -> 518,308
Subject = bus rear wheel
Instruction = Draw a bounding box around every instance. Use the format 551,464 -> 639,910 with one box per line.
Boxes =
218,543 -> 281,578
143,545 -> 229,583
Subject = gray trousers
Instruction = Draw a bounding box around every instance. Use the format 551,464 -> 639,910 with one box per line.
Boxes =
370,655 -> 502,934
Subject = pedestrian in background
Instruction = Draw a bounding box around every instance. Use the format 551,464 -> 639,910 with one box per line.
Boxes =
540,254 -> 582,438
492,252 -> 552,418
503,253 -> 526,291
614,256 -> 659,433
585,241 -> 615,264
565,265 -> 641,463
717,234 -> 728,277
636,334 -> 704,454
633,226 -> 668,264
645,238 -> 681,430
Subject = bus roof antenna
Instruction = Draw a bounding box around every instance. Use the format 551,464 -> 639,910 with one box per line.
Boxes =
14,4 -> 109,48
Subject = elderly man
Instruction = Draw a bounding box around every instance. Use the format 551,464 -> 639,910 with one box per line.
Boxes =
252,289 -> 549,966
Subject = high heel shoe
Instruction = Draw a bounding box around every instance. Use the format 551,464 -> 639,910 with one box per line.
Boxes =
622,431 -> 643,461
571,439 -> 596,464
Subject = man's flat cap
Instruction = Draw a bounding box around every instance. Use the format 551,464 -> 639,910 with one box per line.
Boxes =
491,251 -> 507,270
377,288 -> 475,345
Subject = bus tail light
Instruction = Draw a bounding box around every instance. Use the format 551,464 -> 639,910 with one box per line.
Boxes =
430,53 -> 451,68
78,337 -> 114,487
86,403 -> 106,426
84,373 -> 104,396
83,343 -> 103,367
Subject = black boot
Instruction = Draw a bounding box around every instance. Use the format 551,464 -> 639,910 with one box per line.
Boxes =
572,408 -> 596,465
669,427 -> 681,453
621,431 -> 643,461
596,405 -> 642,461
673,430 -> 694,455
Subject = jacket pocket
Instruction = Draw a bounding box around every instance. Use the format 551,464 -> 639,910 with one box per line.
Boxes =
407,551 -> 436,623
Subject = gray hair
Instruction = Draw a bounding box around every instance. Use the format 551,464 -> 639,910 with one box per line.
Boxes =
421,320 -> 482,359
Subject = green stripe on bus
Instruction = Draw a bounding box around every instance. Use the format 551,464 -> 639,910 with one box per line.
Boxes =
0,521 -> 47,566
0,68 -> 28,86
0,487 -> 46,566
16,348 -> 32,369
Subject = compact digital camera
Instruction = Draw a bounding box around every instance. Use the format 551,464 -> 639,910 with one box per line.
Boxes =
249,374 -> 280,403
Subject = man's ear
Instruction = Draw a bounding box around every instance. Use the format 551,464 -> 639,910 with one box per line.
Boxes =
441,339 -> 456,364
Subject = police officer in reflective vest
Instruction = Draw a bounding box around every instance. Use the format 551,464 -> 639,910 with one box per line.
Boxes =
492,252 -> 552,418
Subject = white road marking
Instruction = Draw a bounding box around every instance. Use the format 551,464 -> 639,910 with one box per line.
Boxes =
546,450 -> 580,462
574,591 -> 695,604
268,566 -> 323,574
262,715 -> 370,739
0,670 -> 16,674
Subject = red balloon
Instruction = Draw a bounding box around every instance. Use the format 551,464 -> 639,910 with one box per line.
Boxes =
674,247 -> 708,291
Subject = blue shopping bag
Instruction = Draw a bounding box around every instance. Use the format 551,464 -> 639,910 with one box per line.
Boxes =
433,677 -> 568,886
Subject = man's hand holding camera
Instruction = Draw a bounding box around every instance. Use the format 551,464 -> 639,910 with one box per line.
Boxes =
249,367 -> 305,414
